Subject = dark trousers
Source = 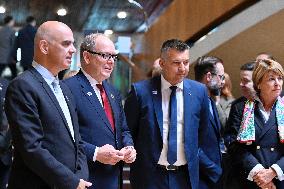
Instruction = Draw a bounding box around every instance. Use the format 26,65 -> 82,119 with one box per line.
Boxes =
0,161 -> 10,189
134,165 -> 191,189
0,64 -> 17,79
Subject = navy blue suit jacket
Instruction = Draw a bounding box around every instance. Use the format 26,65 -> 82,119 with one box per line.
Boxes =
199,98 -> 222,189
14,24 -> 36,67
64,71 -> 134,189
5,67 -> 88,189
228,100 -> 284,188
124,76 -> 210,189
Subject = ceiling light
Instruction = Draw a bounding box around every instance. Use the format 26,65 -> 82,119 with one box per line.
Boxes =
117,11 -> 127,19
0,6 -> 6,14
57,8 -> 67,16
104,30 -> 113,35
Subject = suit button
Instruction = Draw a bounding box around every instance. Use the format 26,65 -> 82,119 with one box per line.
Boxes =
271,148 -> 275,152
256,146 -> 260,150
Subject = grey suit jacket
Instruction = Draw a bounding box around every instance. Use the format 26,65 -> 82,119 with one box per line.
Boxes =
0,26 -> 15,64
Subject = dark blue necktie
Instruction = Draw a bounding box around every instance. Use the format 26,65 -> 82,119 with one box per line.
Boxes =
168,86 -> 177,165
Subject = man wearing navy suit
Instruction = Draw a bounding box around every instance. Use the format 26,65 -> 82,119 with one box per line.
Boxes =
124,39 -> 210,189
64,33 -> 136,189
5,21 -> 91,189
194,56 -> 225,189
13,16 -> 37,70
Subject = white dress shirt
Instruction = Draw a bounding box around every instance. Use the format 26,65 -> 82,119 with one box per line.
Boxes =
157,75 -> 187,166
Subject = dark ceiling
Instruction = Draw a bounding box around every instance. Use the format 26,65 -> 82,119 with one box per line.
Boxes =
1,0 -> 173,34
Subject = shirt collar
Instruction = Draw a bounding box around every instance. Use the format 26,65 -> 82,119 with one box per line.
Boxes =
81,69 -> 100,87
161,74 -> 183,91
32,61 -> 57,85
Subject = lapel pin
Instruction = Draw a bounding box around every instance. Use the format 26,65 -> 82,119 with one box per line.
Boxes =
152,90 -> 157,95
111,94 -> 114,99
87,92 -> 92,96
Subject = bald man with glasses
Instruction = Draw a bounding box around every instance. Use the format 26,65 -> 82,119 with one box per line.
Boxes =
64,33 -> 136,189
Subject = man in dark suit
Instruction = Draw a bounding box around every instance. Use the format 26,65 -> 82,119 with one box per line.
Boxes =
124,39 -> 210,189
4,21 -> 91,189
0,16 -> 16,79
194,56 -> 225,189
0,77 -> 10,188
13,16 -> 37,71
64,33 -> 136,189
223,62 -> 256,189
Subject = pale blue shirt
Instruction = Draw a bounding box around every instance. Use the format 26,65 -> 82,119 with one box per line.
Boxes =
32,61 -> 75,140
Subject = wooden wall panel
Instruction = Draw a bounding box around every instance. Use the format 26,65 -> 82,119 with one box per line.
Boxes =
132,0 -> 247,73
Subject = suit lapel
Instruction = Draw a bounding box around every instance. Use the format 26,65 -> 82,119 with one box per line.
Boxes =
258,107 -> 276,140
60,83 -> 79,145
183,80 -> 193,140
210,99 -> 221,137
77,72 -> 114,134
151,76 -> 163,138
30,68 -> 75,143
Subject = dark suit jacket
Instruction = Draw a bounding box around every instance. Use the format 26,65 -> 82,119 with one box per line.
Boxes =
225,98 -> 284,188
14,24 -> 37,67
5,67 -> 88,189
0,78 -> 11,166
199,98 -> 222,189
64,71 -> 134,189
124,76 -> 210,189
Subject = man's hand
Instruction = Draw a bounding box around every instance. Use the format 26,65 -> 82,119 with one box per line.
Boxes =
96,144 -> 124,165
120,146 -> 137,163
259,181 -> 276,189
253,168 -> 277,188
76,179 -> 92,189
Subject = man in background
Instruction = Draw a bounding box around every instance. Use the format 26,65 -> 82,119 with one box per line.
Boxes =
223,61 -> 256,189
13,16 -> 37,71
0,16 -> 16,79
194,56 -> 225,189
64,33 -> 136,189
5,21 -> 90,189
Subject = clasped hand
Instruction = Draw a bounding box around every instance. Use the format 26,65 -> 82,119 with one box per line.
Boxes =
253,168 -> 277,189
96,144 -> 136,165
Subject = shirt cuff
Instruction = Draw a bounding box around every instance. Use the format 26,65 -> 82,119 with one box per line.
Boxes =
93,147 -> 99,162
247,164 -> 264,181
271,164 -> 284,181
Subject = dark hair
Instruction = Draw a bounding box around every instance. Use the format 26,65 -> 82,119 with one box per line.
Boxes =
194,56 -> 223,81
240,61 -> 255,71
4,15 -> 13,25
26,16 -> 35,24
160,39 -> 189,55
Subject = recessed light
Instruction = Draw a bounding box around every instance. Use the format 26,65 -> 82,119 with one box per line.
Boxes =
0,6 -> 6,14
104,30 -> 113,35
117,11 -> 127,19
57,8 -> 67,16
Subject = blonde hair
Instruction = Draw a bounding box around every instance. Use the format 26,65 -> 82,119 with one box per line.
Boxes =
252,59 -> 284,94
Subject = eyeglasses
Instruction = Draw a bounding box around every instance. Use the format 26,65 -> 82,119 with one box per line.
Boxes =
85,49 -> 118,61
212,73 -> 225,81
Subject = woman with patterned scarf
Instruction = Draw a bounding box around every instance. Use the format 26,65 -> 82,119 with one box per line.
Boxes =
232,59 -> 284,189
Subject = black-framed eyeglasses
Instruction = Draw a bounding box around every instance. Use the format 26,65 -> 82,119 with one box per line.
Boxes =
212,73 -> 225,81
85,49 -> 119,61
